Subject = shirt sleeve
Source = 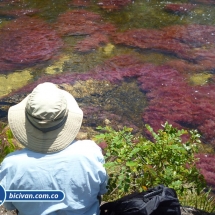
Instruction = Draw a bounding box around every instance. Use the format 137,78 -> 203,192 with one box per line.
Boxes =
0,162 -> 16,211
3,202 -> 16,211
95,143 -> 109,196
99,175 -> 108,195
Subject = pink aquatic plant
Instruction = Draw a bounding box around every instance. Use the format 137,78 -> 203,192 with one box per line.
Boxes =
97,0 -> 133,11
54,10 -> 103,36
112,24 -> 215,70
54,9 -> 116,52
164,3 -> 196,14
165,59 -> 210,73
112,28 -> 192,59
192,0 -> 215,5
75,33 -> 109,52
88,56 -> 215,146
68,0 -> 90,7
0,17 -> 63,73
163,24 -> 215,47
196,154 -> 215,188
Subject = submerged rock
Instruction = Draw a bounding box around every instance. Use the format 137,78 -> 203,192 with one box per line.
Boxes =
0,69 -> 33,97
189,73 -> 212,86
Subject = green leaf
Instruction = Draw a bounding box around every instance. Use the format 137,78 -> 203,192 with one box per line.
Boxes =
126,161 -> 138,167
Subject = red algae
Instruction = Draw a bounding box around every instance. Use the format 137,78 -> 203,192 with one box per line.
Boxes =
54,9 -> 116,52
0,17 -> 63,73
112,28 -> 192,59
196,154 -> 215,188
135,64 -> 215,146
112,24 -> 215,70
68,0 -> 90,7
164,3 -> 196,14
165,54 -> 215,73
97,0 -> 133,11
163,24 -> 215,47
165,59 -> 209,73
75,23 -> 116,52
54,10 -> 102,36
75,33 -> 109,52
88,56 -> 215,147
192,0 -> 215,5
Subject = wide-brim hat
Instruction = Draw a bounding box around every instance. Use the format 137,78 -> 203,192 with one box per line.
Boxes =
8,82 -> 83,154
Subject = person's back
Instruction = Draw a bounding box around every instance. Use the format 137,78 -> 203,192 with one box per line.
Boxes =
1,140 -> 107,215
0,82 -> 108,215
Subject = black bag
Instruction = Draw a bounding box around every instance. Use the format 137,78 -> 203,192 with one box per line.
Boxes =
100,185 -> 181,215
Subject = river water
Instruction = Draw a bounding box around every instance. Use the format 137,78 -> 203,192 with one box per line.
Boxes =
0,0 -> 215,95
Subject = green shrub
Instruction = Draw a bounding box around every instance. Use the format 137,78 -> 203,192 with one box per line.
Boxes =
0,128 -> 16,162
94,122 -> 206,201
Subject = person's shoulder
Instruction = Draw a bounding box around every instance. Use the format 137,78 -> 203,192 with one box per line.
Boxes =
1,148 -> 31,164
4,148 -> 26,157
73,139 -> 102,151
65,140 -> 103,156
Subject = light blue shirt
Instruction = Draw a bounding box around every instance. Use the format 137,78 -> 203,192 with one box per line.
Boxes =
0,140 -> 108,215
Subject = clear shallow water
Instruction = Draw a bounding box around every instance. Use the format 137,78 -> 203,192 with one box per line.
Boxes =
0,0 -> 215,135
0,0 -> 214,96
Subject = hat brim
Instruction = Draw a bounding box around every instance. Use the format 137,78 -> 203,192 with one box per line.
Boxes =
8,90 -> 83,154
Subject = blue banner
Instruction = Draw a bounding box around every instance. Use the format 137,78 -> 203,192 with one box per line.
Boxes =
0,185 -> 65,204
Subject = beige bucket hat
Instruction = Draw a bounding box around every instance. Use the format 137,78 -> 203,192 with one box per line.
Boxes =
8,82 -> 83,154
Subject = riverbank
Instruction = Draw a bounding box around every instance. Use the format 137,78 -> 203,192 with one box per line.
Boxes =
0,205 -> 212,215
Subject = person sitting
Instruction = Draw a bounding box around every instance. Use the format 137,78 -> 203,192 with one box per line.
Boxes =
0,82 -> 108,215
